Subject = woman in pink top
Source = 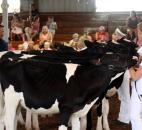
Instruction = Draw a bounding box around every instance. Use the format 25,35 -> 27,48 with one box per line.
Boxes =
31,16 -> 40,37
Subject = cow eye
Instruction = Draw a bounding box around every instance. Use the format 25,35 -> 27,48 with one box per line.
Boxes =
108,65 -> 114,70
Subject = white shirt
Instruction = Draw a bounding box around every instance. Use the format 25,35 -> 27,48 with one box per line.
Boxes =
136,62 -> 142,94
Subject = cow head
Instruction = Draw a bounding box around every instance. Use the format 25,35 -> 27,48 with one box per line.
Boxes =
94,52 -> 137,72
117,38 -> 138,57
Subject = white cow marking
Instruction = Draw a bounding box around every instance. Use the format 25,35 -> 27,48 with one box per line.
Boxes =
30,100 -> 59,115
0,51 -> 9,58
65,63 -> 78,82
20,54 -> 35,59
59,125 -> 67,130
72,98 -> 98,117
110,72 -> 124,84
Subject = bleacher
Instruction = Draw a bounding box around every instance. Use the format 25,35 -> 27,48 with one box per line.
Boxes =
8,12 -> 128,48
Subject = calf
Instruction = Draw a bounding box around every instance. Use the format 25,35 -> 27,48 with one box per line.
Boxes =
0,44 -> 137,130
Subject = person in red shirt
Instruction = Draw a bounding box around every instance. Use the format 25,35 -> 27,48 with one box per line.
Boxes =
95,26 -> 109,43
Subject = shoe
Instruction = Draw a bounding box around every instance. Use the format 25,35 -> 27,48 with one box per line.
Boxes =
111,120 -> 128,126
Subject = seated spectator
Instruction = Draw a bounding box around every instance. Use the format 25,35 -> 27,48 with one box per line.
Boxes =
44,42 -> 52,50
79,31 -> 93,43
33,44 -> 40,50
46,17 -> 57,39
39,26 -> 52,45
23,27 -> 33,50
89,30 -> 96,42
10,13 -> 24,41
31,16 -> 40,39
95,26 -> 109,43
8,42 -> 15,51
68,33 -> 80,50
17,44 -> 24,51
27,41 -> 34,51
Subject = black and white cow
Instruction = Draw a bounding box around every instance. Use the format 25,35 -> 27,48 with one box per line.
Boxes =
0,41 -> 137,130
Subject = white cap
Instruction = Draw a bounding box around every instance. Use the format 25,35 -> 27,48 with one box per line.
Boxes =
115,28 -> 126,37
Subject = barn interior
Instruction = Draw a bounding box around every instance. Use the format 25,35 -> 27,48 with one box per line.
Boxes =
0,0 -> 140,130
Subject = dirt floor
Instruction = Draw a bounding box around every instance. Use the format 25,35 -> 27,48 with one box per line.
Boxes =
17,94 -> 131,130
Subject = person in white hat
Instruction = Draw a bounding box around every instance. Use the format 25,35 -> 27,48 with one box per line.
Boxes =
129,22 -> 142,130
112,28 -> 132,126
115,28 -> 126,38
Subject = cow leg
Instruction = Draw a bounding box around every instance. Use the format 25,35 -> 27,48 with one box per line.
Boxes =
71,117 -> 80,130
96,103 -> 103,130
87,110 -> 93,130
25,109 -> 32,130
80,116 -> 87,130
4,85 -> 21,130
17,112 -> 25,125
32,113 -> 40,130
96,116 -> 103,130
59,111 -> 71,130
102,98 -> 110,130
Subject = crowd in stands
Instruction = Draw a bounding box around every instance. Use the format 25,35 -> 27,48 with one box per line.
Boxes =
5,10 -> 142,53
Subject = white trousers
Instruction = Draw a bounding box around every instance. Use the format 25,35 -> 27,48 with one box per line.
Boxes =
130,85 -> 142,130
117,70 -> 131,123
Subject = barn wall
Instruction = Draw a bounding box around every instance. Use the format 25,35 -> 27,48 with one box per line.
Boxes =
20,0 -> 96,13
20,0 -> 32,12
38,0 -> 95,12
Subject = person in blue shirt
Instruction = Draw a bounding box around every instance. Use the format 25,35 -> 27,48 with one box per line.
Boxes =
0,24 -> 8,51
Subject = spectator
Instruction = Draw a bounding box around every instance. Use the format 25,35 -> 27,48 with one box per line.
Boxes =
8,42 -> 15,51
33,44 -> 40,50
126,11 -> 140,41
46,17 -> 57,40
95,26 -> 109,43
31,16 -> 40,39
17,44 -> 24,51
10,13 -> 24,41
39,26 -> 52,45
136,22 -> 142,47
129,51 -> 142,130
0,24 -> 8,51
79,30 -> 92,43
68,33 -> 80,50
22,27 -> 33,50
27,41 -> 34,51
44,42 -> 52,50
